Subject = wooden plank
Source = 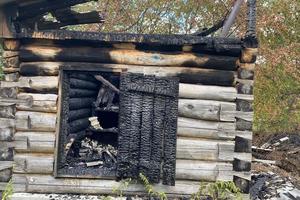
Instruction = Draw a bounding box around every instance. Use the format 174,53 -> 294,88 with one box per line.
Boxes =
0,118 -> 15,128
20,45 -> 238,71
178,99 -> 236,122
139,75 -> 154,180
15,111 -> 56,132
179,84 -> 237,101
13,154 -> 54,174
0,161 -> 13,171
162,78 -> 179,186
4,72 -> 19,81
17,93 -> 57,113
14,132 -> 55,153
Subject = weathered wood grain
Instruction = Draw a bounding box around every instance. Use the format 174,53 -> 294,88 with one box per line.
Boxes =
20,45 -> 238,70
17,93 -> 57,113
15,111 -> 56,132
178,99 -> 236,122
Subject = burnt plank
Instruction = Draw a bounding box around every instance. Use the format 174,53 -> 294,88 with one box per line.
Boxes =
117,73 -> 133,179
139,75 -> 155,180
162,77 -> 179,186
150,79 -> 166,183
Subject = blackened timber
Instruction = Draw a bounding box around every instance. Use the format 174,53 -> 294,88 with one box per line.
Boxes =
150,79 -> 166,183
162,77 -> 179,186
117,74 -> 132,179
69,78 -> 98,90
94,75 -> 120,94
235,136 -> 252,153
234,176 -> 250,193
139,75 -> 155,180
128,74 -> 143,178
17,0 -> 97,21
69,98 -> 94,110
233,159 -> 251,171
69,108 -> 92,122
69,89 -> 98,98
69,118 -> 90,133
69,73 -> 98,83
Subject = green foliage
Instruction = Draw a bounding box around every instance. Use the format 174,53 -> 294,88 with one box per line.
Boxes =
191,181 -> 242,200
112,178 -> 133,197
2,179 -> 13,200
139,173 -> 167,200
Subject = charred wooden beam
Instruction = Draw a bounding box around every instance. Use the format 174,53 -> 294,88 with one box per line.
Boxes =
69,78 -> 98,90
69,73 -> 98,83
69,89 -> 98,98
69,98 -> 94,110
139,75 -> 155,179
94,75 -> 120,94
69,118 -> 90,133
17,0 -> 97,21
69,108 -> 92,122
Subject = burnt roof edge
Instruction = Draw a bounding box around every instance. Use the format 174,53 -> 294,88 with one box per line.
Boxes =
16,29 -> 242,46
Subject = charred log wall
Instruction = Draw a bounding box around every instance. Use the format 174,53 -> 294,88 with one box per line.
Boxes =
0,33 -> 255,198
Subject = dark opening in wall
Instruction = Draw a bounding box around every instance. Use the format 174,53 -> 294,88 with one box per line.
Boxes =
55,69 -> 120,178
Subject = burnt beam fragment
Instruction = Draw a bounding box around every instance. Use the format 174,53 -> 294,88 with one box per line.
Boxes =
69,98 -> 94,110
70,78 -> 98,90
69,108 -> 92,122
162,78 -> 179,186
17,0 -> 97,21
69,89 -> 98,98
69,118 -> 90,133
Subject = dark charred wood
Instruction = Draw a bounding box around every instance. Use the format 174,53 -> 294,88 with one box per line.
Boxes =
0,168 -> 12,182
162,78 -> 179,186
236,83 -> 253,94
94,75 -> 120,94
117,74 -> 133,179
234,176 -> 250,193
139,75 -> 155,180
69,98 -> 94,110
236,118 -> 253,131
89,127 -> 118,134
69,73 -> 98,83
0,147 -> 13,161
233,159 -> 251,172
95,105 -> 119,113
150,80 -> 166,183
69,108 -> 92,122
69,118 -> 90,133
69,78 -> 98,90
69,89 -> 98,98
236,99 -> 253,112
235,136 -> 252,153
17,0 -> 97,21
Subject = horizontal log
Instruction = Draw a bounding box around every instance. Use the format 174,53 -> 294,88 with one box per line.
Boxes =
69,108 -> 92,122
1,76 -> 58,93
70,78 -> 99,90
69,118 -> 90,133
69,98 -> 94,110
178,99 -> 236,122
12,153 -> 232,182
0,147 -> 13,161
0,128 -> 14,141
4,72 -> 19,81
0,87 -> 17,98
69,88 -> 98,98
240,48 -> 258,63
179,84 -> 237,101
19,62 -> 235,86
20,62 -> 59,76
14,132 -> 55,153
235,111 -> 253,122
69,73 -> 98,83
3,67 -> 20,73
14,154 -> 54,174
17,93 -> 58,113
237,68 -> 254,80
20,45 -> 238,70
12,174 -> 201,195
3,56 -> 19,68
0,102 -> 16,118
10,193 -> 104,200
0,118 -> 15,129
0,161 -> 13,171
16,111 -> 56,132
0,168 -> 11,182
177,138 -> 235,161
3,39 -> 20,50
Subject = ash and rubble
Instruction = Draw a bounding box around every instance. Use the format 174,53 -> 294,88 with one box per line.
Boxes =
251,171 -> 300,200
251,133 -> 300,200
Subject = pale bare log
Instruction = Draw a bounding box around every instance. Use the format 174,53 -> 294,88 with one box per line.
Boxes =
15,111 -> 56,131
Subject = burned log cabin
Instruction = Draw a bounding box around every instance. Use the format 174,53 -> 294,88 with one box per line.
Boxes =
0,0 -> 258,199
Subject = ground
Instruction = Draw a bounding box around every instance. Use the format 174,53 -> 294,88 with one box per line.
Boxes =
251,132 -> 300,199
